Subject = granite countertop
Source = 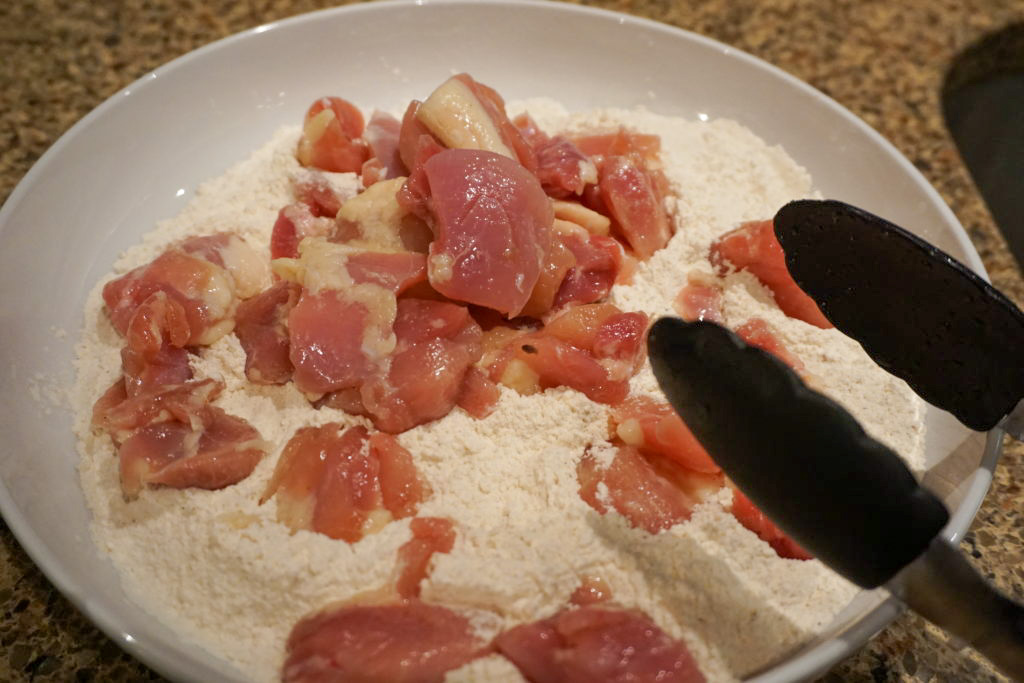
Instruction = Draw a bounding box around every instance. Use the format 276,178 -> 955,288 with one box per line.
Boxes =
1,0 -> 1022,681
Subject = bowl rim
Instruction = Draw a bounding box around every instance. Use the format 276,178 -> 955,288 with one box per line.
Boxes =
0,1 -> 997,681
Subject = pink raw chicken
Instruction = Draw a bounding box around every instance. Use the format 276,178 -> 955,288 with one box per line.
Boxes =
344,251 -> 427,294
709,219 -> 832,329
571,129 -> 662,161
735,317 -> 807,374
360,299 -> 483,433
287,289 -> 380,397
93,378 -> 267,499
286,248 -> 427,398
577,445 -> 722,534
519,235 -> 576,319
731,488 -> 812,560
119,291 -> 192,397
372,431 -> 428,520
261,424 -> 427,542
674,275 -> 725,324
118,406 -> 265,499
270,203 -> 335,260
486,303 -> 647,405
568,129 -> 673,260
176,232 -> 267,299
609,396 -> 721,474
495,605 -> 706,683
296,96 -> 369,173
397,100 -> 445,181
599,155 -> 672,260
283,601 -> 483,683
553,234 -> 623,310
395,517 -> 456,599
453,73 -> 538,170
419,148 -> 553,317
569,576 -> 613,606
102,249 -> 235,346
362,110 -> 406,185
292,169 -> 348,218
514,113 -> 597,198
454,366 -> 501,419
93,378 -> 221,444
234,281 -> 301,385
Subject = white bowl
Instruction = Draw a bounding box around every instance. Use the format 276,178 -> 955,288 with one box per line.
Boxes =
0,1 -> 999,681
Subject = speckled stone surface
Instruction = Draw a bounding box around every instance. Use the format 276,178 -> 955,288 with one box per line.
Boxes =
1,1 -> 1022,681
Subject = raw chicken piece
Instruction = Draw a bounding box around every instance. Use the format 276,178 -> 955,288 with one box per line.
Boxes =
104,231 -> 264,344
314,387 -> 370,416
103,248 -> 237,346
94,378 -> 266,499
534,137 -> 598,198
569,576 -> 613,606
568,128 -> 672,261
178,232 -> 269,299
234,281 -> 301,385
487,304 -> 647,405
271,203 -> 336,260
455,366 -> 501,419
591,310 -> 649,366
371,432 -> 428,520
513,335 -> 633,404
360,299 -> 483,433
118,344 -> 192,403
93,379 -> 222,442
262,424 -> 381,541
118,406 -> 265,499
734,317 -> 807,374
296,96 -> 369,173
544,303 -> 647,372
343,251 -> 427,294
394,517 -> 456,599
571,129 -> 662,162
709,219 -> 832,329
279,235 -> 426,296
731,488 -> 812,561
91,379 -> 129,430
578,445 -> 704,534
514,113 -> 597,198
360,158 -> 387,188
279,240 -> 411,399
553,233 -> 623,309
362,110 -> 406,184
119,291 -> 192,397
261,424 -> 427,542
610,396 -> 721,474
673,273 -> 724,324
495,605 -> 705,683
520,234 -> 576,318
418,148 -> 553,317
417,74 -> 535,169
287,289 -> 383,397
599,155 -> 672,260
291,169 -> 349,218
553,200 -> 611,235
283,601 -> 483,683
398,100 -> 445,179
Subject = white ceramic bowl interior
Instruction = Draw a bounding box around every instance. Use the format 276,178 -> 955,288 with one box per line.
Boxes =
0,1 -> 996,681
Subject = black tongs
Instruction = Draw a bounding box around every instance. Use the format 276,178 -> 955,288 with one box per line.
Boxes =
646,200 -> 1024,679
774,199 -> 1024,435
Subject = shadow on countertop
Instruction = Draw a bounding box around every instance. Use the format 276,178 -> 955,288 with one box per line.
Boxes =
943,23 -> 1024,268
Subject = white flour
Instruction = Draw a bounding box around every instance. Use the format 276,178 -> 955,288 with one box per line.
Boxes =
72,101 -> 925,682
